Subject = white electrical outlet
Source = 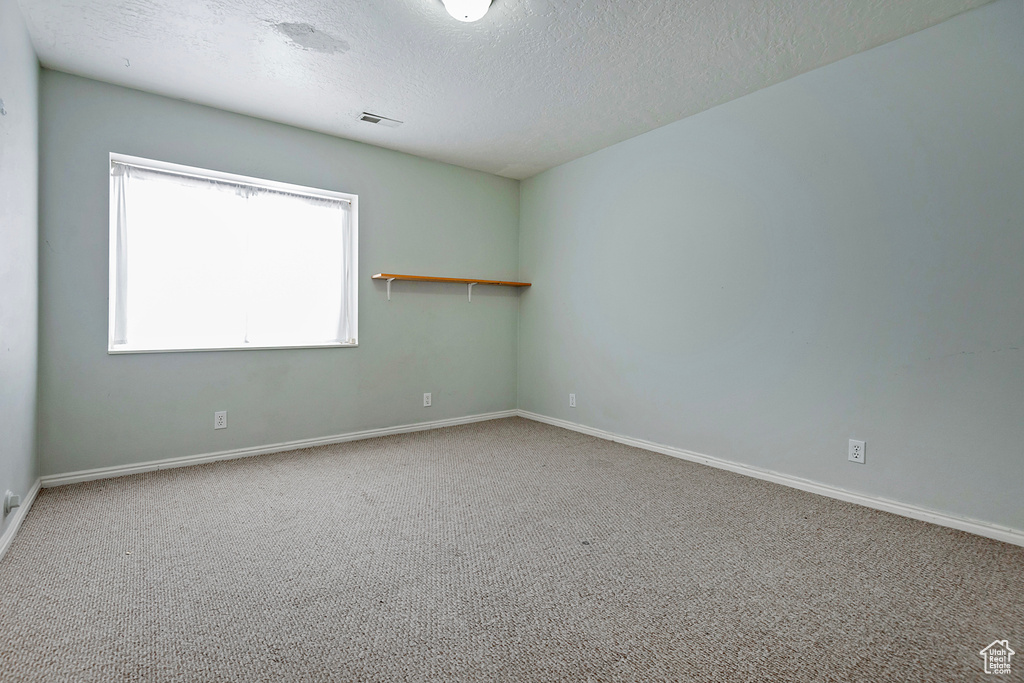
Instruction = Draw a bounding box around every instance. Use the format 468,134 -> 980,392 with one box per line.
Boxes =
569,393 -> 576,408
3,490 -> 21,516
423,393 -> 432,407
849,439 -> 865,464
214,411 -> 227,430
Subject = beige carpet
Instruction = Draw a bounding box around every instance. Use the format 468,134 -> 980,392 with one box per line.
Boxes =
1,417 -> 1021,682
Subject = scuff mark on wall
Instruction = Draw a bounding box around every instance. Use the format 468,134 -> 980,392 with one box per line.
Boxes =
272,22 -> 349,54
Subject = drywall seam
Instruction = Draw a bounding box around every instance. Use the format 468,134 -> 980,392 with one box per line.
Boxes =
0,479 -> 42,563
39,410 -> 517,487
517,410 -> 1024,547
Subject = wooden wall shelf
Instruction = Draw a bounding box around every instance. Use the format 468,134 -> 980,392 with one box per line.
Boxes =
372,273 -> 531,301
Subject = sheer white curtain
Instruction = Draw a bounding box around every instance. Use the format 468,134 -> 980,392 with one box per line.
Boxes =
109,160 -> 355,351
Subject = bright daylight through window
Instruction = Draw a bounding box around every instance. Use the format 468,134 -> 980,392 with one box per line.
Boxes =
108,154 -> 357,353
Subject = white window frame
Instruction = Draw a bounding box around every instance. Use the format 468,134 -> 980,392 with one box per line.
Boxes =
108,153 -> 358,353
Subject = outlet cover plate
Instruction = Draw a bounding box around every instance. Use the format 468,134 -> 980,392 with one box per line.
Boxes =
569,393 -> 576,408
214,411 -> 227,430
423,393 -> 431,407
849,439 -> 865,464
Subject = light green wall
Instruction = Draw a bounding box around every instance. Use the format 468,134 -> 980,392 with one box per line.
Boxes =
38,71 -> 520,476
0,0 -> 39,530
518,0 -> 1024,530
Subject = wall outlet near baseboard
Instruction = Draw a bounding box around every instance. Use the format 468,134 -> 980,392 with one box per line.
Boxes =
3,491 -> 20,516
849,439 -> 865,464
214,411 -> 227,430
569,393 -> 576,408
423,393 -> 432,407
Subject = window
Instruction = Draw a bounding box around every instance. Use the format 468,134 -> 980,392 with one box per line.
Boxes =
108,154 -> 357,353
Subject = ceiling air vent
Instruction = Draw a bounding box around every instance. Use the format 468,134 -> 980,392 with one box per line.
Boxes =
358,112 -> 402,128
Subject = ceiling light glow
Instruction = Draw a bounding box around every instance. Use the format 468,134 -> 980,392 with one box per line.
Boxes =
441,0 -> 491,22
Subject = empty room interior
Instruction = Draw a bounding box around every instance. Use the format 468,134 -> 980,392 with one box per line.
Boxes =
1,0 -> 1022,679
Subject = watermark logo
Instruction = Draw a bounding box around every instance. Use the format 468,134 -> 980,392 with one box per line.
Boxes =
980,640 -> 1014,675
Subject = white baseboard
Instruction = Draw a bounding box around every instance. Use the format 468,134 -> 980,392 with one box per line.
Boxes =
517,410 -> 1024,547
0,478 -> 42,563
40,410 -> 518,488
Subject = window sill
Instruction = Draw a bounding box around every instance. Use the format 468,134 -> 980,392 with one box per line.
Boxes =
108,341 -> 358,354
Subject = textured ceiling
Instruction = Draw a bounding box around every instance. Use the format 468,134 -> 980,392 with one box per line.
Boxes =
18,0 -> 991,179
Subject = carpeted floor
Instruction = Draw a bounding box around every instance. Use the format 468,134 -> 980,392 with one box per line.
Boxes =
0,417 -> 1021,682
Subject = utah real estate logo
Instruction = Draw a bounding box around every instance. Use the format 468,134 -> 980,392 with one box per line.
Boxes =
979,640 -> 1014,675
